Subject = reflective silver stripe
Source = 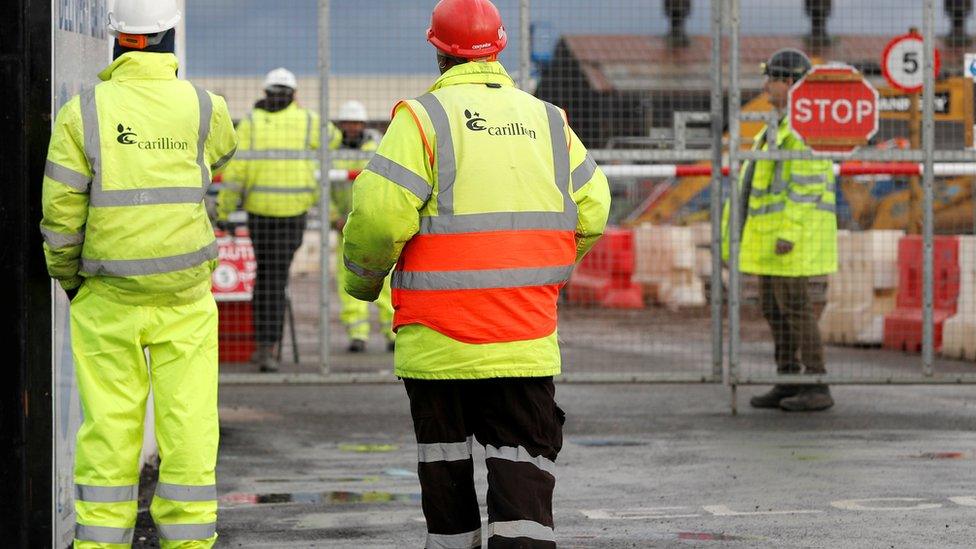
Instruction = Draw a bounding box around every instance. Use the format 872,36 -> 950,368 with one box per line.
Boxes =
487,520 -> 555,543
90,187 -> 205,207
485,444 -> 556,477
365,153 -> 432,202
211,145 -> 237,172
80,87 -> 102,193
75,484 -> 138,503
770,162 -> 787,194
81,240 -> 218,277
45,160 -> 91,191
248,113 -> 255,150
749,202 -> 786,216
420,211 -> 575,234
75,524 -> 134,543
249,185 -> 316,194
816,201 -> 836,213
417,93 -> 456,216
42,227 -> 85,249
571,153 -> 598,193
194,86 -> 213,189
418,437 -> 473,463
157,522 -> 216,541
234,149 -> 315,160
792,173 -> 827,185
304,110 -> 313,150
787,191 -> 823,204
344,256 -> 387,280
155,482 -> 217,502
394,265 -> 574,291
427,529 -> 482,549
544,102 -> 576,221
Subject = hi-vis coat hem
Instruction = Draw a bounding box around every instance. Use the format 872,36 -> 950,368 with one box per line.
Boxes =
342,61 -> 610,380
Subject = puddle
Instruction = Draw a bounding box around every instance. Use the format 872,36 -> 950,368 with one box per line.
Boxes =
573,439 -> 647,447
339,443 -> 399,453
384,468 -> 419,478
910,451 -> 967,459
220,490 -> 421,507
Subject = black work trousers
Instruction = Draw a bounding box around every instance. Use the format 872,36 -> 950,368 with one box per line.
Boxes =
247,213 -> 306,346
403,377 -> 565,549
759,275 -> 826,375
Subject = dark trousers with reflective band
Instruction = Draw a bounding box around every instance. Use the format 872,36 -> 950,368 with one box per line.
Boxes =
759,275 -> 826,375
404,377 -> 564,549
247,213 -> 306,345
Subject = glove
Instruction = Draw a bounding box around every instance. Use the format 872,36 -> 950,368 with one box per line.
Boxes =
775,238 -> 794,255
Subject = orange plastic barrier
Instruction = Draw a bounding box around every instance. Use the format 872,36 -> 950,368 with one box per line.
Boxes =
564,227 -> 644,309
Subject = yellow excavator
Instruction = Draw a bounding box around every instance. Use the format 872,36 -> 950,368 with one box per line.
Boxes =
626,76 -> 975,234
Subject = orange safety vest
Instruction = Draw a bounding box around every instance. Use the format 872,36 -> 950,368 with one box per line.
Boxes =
390,93 -> 578,344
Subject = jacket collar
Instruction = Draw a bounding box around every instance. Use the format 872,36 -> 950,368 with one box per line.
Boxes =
98,52 -> 179,82
429,61 -> 515,91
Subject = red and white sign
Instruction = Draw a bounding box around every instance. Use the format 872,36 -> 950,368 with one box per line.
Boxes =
882,32 -> 941,93
789,64 -> 879,154
212,229 -> 256,302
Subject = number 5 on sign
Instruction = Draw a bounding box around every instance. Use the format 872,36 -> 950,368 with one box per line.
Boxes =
882,31 -> 941,93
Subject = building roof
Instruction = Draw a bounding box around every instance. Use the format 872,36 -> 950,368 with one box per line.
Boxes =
561,34 -> 966,93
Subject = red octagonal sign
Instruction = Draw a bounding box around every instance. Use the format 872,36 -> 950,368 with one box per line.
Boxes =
789,64 -> 879,154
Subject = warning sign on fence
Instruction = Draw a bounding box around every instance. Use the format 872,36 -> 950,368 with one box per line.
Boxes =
212,230 -> 256,302
789,64 -> 879,154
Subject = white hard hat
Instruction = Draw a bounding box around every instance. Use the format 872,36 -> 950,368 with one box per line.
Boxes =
337,100 -> 368,123
264,68 -> 298,91
107,0 -> 182,36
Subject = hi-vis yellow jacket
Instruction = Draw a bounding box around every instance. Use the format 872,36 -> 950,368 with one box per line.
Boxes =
217,102 -> 320,219
722,116 -> 838,277
329,127 -> 380,225
342,61 -> 611,380
41,52 -> 238,305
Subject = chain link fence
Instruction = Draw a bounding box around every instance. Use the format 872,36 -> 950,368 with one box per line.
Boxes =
190,0 -> 976,387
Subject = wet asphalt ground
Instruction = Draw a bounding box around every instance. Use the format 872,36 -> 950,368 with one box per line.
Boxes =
197,381 -> 976,548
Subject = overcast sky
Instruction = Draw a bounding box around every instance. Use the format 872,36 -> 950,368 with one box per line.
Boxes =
186,1 -> 964,76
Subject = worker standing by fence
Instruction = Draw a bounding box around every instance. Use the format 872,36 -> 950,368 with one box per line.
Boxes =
342,0 -> 610,545
723,48 -> 838,412
40,0 -> 237,545
329,100 -> 396,353
217,67 -> 321,372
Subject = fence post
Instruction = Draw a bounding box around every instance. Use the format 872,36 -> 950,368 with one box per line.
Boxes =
922,0 -> 936,376
710,0 -> 724,382
318,0 -> 332,375
520,0 -> 531,90
727,0 -> 741,409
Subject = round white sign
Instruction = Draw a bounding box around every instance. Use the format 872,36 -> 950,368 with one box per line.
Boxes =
882,34 -> 940,93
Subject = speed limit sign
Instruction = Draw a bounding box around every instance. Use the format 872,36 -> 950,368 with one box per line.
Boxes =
882,31 -> 941,93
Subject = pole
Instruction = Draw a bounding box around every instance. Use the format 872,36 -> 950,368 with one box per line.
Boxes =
318,0 -> 332,374
709,0 -> 724,383
519,0 -> 531,90
727,0 -> 741,409
922,0 -> 936,375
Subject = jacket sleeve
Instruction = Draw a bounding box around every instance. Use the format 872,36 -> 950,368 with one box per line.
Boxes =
341,105 -> 432,301
566,123 -> 611,262
40,97 -> 91,291
216,115 -> 249,221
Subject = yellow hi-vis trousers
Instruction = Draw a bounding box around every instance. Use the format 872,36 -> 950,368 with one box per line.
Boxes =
70,286 -> 219,549
335,233 -> 394,341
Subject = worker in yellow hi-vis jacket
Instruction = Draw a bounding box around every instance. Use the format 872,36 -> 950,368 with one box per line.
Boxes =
40,1 -> 237,546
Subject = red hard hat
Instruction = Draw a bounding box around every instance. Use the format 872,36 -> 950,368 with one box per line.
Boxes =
427,0 -> 508,60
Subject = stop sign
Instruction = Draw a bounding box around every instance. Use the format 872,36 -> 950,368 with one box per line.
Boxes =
789,64 -> 879,154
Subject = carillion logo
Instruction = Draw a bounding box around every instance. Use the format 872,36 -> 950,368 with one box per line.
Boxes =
463,109 -> 537,140
116,123 -> 190,150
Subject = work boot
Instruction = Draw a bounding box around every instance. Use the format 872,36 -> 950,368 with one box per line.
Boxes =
779,385 -> 834,412
348,339 -> 366,353
749,384 -> 802,408
386,340 -> 395,353
251,344 -> 279,373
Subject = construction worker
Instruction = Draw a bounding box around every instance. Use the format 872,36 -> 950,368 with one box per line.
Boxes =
342,0 -> 610,545
40,1 -> 237,546
329,100 -> 395,353
722,48 -> 838,412
217,67 -> 320,372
